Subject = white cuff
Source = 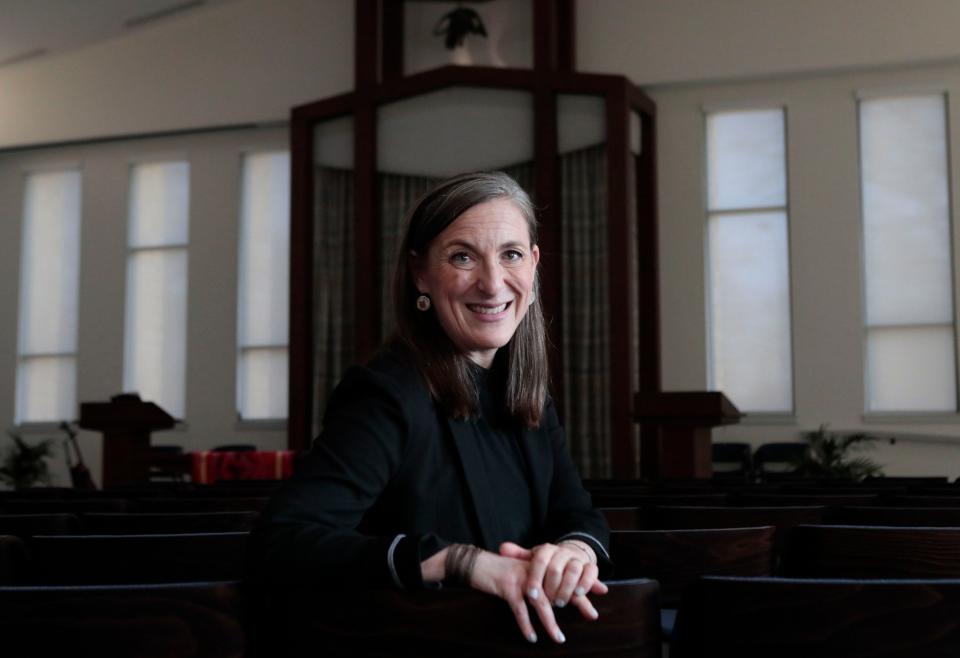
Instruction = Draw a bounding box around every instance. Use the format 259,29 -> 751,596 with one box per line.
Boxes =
387,534 -> 406,588
557,532 -> 610,560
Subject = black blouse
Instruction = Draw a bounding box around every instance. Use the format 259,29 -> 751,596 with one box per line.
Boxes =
468,362 -> 535,549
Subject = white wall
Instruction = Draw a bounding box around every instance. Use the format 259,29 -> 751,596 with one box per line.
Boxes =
7,0 -> 960,481
0,0 -> 353,149
578,0 -> 960,85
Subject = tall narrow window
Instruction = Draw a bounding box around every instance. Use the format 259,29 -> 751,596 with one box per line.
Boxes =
123,161 -> 189,419
237,151 -> 290,420
15,170 -> 82,424
860,93 -> 956,412
706,108 -> 794,413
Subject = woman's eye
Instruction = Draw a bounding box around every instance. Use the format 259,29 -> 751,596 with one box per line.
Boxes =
450,252 -> 472,265
502,249 -> 524,263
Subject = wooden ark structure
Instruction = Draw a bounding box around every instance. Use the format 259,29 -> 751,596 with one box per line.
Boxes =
288,0 -> 720,479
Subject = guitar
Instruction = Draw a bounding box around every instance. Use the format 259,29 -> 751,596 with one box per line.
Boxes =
61,421 -> 97,490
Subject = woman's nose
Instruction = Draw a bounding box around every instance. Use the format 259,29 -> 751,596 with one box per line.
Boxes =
476,259 -> 505,294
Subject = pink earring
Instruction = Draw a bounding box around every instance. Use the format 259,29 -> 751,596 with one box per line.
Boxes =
416,295 -> 431,311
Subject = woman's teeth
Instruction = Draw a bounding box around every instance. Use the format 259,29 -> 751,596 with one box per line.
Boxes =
468,302 -> 508,315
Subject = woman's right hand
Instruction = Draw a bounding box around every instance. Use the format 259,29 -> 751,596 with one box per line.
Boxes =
468,549 -> 569,644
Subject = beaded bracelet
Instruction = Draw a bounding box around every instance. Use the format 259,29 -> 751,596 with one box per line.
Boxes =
444,543 -> 481,586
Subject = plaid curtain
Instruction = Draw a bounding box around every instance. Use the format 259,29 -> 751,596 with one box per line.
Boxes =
312,166 -> 355,435
378,172 -> 440,340
560,144 -> 610,478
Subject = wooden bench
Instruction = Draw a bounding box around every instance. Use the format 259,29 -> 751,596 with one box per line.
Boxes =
599,507 -> 646,530
81,511 -> 258,534
0,513 -> 81,537
0,581 -> 244,658
610,527 -> 774,607
781,524 -> 960,578
832,506 -> 960,527
27,532 -> 248,584
253,578 -> 662,658
672,576 -> 960,658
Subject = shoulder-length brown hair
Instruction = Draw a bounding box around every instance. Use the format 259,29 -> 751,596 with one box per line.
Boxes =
391,171 -> 549,428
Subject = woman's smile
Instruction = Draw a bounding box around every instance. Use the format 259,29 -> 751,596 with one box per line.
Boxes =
467,300 -> 512,318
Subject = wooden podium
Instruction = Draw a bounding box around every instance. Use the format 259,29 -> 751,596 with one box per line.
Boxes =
79,394 -> 175,488
634,392 -> 742,480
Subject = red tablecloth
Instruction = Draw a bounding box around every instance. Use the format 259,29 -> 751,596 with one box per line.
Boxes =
191,450 -> 295,484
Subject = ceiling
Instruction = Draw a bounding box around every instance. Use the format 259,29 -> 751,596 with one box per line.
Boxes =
0,0 -> 238,68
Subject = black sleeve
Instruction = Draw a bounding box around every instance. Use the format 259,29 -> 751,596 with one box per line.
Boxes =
540,399 -> 614,578
245,366 -> 448,589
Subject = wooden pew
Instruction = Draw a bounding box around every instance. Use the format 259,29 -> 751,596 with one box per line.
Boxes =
0,535 -> 29,585
832,506 -> 960,527
609,527 -> 775,607
649,505 -> 824,532
732,493 -> 877,508
599,507 -> 646,530
781,524 -> 960,578
888,495 -> 960,507
0,581 -> 244,658
253,578 -> 662,658
0,513 -> 81,537
81,511 -> 258,534
672,576 -> 960,658
592,493 -> 728,508
649,505 -> 824,564
27,532 -> 248,584
0,498 -> 133,514
136,497 -> 269,513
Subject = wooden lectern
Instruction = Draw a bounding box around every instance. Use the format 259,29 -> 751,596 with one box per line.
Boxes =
634,392 -> 742,480
79,394 -> 175,488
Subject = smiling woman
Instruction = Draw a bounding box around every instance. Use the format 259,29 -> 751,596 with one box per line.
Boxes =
413,197 -> 540,368
248,171 -> 611,647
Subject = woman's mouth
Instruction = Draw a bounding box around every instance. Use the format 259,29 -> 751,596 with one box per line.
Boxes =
467,301 -> 511,315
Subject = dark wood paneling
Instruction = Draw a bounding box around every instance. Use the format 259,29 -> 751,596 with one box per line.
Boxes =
381,0 -> 404,81
288,113 -> 315,451
355,0 -> 380,90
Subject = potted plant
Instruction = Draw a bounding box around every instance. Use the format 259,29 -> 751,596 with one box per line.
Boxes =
793,424 -> 883,481
0,429 -> 54,489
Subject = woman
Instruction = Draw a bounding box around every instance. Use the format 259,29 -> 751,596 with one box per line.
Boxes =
249,171 -> 611,645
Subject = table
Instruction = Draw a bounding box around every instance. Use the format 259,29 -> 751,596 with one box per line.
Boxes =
191,450 -> 296,484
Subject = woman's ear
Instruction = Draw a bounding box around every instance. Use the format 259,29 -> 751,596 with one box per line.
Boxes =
531,244 -> 540,267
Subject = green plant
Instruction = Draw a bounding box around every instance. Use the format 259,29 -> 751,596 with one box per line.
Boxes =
0,430 -> 53,489
794,424 -> 883,481
433,6 -> 487,50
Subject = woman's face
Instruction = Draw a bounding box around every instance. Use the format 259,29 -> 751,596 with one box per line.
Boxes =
415,198 -> 540,368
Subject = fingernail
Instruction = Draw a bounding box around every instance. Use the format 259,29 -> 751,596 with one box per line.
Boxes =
527,588 -> 540,600
590,606 -> 599,620
575,587 -> 586,597
555,630 -> 566,643
527,632 -> 538,644
555,598 -> 565,608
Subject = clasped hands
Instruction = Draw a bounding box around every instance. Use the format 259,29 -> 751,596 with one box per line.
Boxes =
469,540 -> 608,644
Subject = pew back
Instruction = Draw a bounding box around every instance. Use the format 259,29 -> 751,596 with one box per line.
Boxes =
610,527 -> 774,606
781,524 -> 960,578
672,576 -> 960,658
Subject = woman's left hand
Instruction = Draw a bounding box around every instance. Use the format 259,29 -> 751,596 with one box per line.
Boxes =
499,541 -> 608,621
